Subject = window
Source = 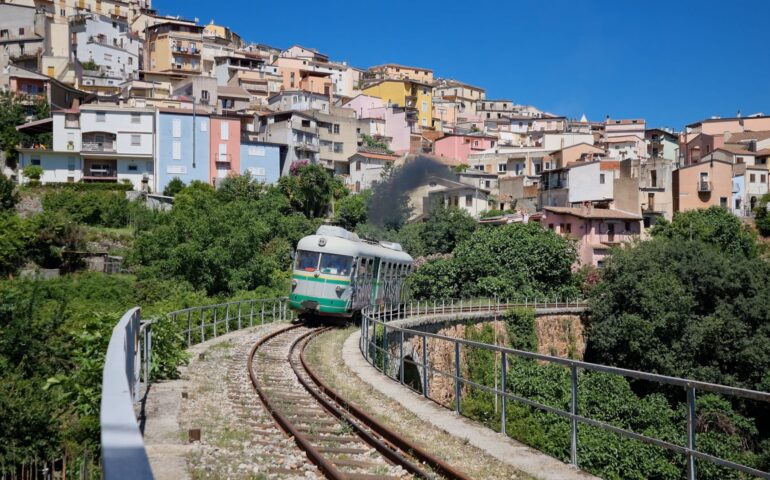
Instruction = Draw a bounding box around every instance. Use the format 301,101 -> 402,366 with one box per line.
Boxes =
650,170 -> 657,187
31,158 -> 41,166
333,142 -> 343,153
497,163 -> 507,173
172,141 -> 181,160
319,253 -> 353,276
720,197 -> 728,208
625,221 -> 631,232
220,122 -> 229,140
295,250 -> 320,272
485,180 -> 491,188
201,90 -> 209,102
200,120 -> 208,132
356,160 -> 361,171
333,124 -> 340,134
422,117 -> 427,126
763,174 -> 767,183
737,157 -> 744,164
218,143 -> 227,162
172,118 -> 181,137
131,134 -> 141,146
96,111 -> 106,122
750,174 -> 756,183
599,173 -> 605,184
19,28 -> 24,36
301,119 -> 311,127
548,223 -> 554,230
465,194 -> 473,207
67,158 -> 75,171
565,223 -> 571,233
421,101 -> 427,113
131,113 -> 141,124
128,164 -> 138,172
248,146 -> 265,156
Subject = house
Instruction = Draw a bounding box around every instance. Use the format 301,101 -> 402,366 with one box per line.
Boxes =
216,85 -> 251,114
208,115 -> 241,185
433,79 -> 485,116
273,56 -> 361,98
256,110 -> 321,175
214,53 -> 282,103
612,157 -> 675,228
742,166 -> 769,214
364,64 -> 434,84
239,137 -> 284,184
347,151 -> 400,192
313,107 -> 365,174
18,104 -> 155,190
681,115 -> 770,165
433,134 -> 496,165
273,57 -> 333,95
343,94 -> 413,153
1,65 -> 91,118
547,143 -> 606,169
645,128 -> 679,163
499,175 -> 540,213
541,206 -> 641,268
540,161 -> 619,209
145,21 -> 204,74
70,12 -> 142,95
280,45 -> 329,63
672,159 -> 734,212
361,79 -> 432,130
407,175 -> 492,220
156,109 -> 211,193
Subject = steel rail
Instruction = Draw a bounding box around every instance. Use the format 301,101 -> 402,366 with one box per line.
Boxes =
297,329 -> 472,480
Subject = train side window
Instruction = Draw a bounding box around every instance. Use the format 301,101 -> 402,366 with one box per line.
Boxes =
357,258 -> 367,276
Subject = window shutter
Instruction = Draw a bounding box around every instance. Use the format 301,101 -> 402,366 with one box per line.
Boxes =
220,122 -> 229,140
172,118 -> 181,138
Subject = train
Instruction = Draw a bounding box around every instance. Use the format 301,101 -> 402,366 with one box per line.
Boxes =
288,225 -> 413,320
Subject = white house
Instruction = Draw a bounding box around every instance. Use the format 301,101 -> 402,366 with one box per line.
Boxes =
18,104 -> 155,190
347,151 -> 400,192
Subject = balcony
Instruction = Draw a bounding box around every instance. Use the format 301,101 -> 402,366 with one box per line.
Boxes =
171,45 -> 200,56
83,161 -> 117,180
82,141 -> 116,152
697,181 -> 712,193
295,141 -> 319,152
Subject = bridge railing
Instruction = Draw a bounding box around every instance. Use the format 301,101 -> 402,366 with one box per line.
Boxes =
100,298 -> 291,479
360,300 -> 770,480
100,307 -> 153,480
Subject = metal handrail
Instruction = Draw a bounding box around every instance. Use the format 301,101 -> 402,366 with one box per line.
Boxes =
100,308 -> 153,479
359,299 -> 770,480
100,298 -> 292,478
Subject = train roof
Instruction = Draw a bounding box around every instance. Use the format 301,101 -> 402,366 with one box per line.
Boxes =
297,226 -> 413,262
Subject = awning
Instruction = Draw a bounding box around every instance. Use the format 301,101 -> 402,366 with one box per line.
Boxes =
16,117 -> 53,135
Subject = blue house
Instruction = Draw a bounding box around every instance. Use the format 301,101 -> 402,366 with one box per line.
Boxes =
239,139 -> 285,185
156,109 -> 211,193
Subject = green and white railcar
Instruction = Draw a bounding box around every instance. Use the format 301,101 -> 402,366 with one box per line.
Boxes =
289,225 -> 413,319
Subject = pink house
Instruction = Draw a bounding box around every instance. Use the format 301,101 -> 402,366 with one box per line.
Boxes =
209,116 -> 241,185
541,206 -> 641,268
343,94 -> 412,154
433,134 -> 496,165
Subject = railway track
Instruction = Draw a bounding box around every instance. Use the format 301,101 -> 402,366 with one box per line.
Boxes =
248,323 -> 470,480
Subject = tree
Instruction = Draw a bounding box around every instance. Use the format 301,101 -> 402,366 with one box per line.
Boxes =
651,206 -> 757,258
421,204 -> 477,255
755,193 -> 770,237
0,92 -> 26,167
162,177 -> 186,197
278,163 -> 338,218
0,213 -> 31,277
0,174 -> 18,211
334,189 -> 370,230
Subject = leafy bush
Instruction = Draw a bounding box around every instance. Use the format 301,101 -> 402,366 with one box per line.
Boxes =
25,182 -> 134,192
0,213 -> 31,276
421,204 -> 477,255
23,165 -> 43,182
334,189 -> 370,231
162,177 -> 186,197
42,190 -> 131,227
755,193 -> 770,237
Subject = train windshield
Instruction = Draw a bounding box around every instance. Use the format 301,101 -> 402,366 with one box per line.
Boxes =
295,250 -> 320,272
319,253 -> 353,276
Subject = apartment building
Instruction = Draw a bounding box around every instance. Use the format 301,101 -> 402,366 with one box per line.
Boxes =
145,21 -> 204,74
273,56 -> 361,98
214,53 -> 281,102
71,13 -> 142,95
18,104 -> 155,190
681,115 -> 770,165
361,79 -> 432,129
267,90 -> 330,113
433,79 -> 485,114
540,161 -> 619,208
433,133 -> 496,165
313,107 -> 365,174
1,65 -> 89,119
645,128 -> 679,163
256,111 -> 321,175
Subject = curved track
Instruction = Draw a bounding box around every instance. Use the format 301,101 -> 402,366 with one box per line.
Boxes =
247,323 -> 470,480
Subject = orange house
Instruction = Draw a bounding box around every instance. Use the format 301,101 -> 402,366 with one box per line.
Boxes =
672,159 -> 733,212
209,116 -> 241,185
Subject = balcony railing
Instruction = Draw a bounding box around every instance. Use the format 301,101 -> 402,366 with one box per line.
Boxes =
295,141 -> 319,152
697,181 -> 712,193
82,141 -> 116,152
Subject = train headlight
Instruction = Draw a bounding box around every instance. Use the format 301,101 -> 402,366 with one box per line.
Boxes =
291,279 -> 297,290
335,285 -> 345,297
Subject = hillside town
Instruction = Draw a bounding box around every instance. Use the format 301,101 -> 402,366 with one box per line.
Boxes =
3,0 -> 770,269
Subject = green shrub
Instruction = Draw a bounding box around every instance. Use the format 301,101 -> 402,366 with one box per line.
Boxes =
163,177 -> 186,197
23,182 -> 133,192
0,174 -> 18,211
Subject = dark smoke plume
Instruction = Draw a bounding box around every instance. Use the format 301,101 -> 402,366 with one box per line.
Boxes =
368,154 -> 457,229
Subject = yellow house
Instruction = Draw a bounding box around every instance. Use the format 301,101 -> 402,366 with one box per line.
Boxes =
362,79 -> 433,129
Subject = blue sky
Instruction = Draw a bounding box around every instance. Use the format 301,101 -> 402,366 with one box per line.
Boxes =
155,0 -> 770,129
